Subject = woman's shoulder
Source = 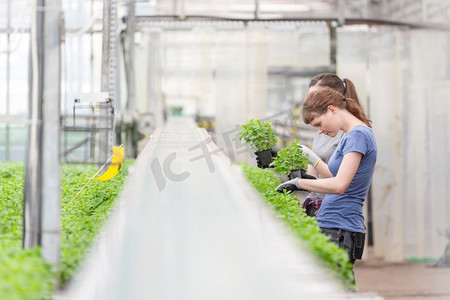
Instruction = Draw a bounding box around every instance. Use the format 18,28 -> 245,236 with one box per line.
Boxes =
344,125 -> 377,151
348,125 -> 374,138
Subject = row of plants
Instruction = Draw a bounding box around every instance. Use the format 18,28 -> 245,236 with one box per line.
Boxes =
0,160 -> 133,299
59,161 -> 132,283
240,164 -> 355,288
0,162 -> 54,300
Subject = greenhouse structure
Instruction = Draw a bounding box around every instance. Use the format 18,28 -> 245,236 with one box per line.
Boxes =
1,0 -> 450,299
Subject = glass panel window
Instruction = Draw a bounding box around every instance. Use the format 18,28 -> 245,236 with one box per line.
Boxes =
9,33 -> 29,115
0,34 -> 6,115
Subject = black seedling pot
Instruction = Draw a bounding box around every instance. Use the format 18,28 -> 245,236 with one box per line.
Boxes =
255,149 -> 273,168
288,169 -> 302,180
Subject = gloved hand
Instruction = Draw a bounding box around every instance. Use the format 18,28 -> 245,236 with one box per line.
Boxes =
255,149 -> 278,169
276,178 -> 302,193
276,169 -> 316,193
298,144 -> 321,168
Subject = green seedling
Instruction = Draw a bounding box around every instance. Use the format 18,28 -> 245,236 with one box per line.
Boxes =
269,139 -> 309,176
239,119 -> 277,152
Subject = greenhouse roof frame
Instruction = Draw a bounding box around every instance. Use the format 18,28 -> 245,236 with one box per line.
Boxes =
133,0 -> 450,31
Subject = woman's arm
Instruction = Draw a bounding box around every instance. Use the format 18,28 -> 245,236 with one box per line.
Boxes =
298,152 -> 362,195
307,164 -> 319,178
300,144 -> 333,178
313,160 -> 332,178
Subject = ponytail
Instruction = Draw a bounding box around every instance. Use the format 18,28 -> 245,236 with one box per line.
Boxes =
344,97 -> 372,127
309,73 -> 362,107
342,78 -> 361,105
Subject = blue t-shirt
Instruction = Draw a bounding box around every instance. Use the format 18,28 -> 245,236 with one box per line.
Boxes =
316,125 -> 377,233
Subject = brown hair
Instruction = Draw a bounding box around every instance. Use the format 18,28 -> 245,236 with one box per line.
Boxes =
309,73 -> 361,105
302,87 -> 372,127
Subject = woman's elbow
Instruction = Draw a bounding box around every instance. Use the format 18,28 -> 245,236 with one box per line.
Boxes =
334,184 -> 348,195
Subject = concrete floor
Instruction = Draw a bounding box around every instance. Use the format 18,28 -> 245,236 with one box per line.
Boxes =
355,247 -> 450,300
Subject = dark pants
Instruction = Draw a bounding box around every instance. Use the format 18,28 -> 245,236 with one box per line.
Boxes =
321,228 -> 365,286
320,228 -> 366,265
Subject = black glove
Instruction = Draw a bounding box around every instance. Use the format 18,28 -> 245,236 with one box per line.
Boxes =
276,169 -> 316,193
255,150 -> 278,169
299,170 -> 317,180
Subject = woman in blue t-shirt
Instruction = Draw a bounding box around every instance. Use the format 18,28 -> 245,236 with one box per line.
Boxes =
276,87 -> 377,272
301,73 -> 363,217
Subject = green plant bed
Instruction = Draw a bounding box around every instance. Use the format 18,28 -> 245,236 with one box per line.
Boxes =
0,160 -> 134,299
239,163 -> 355,289
60,161 -> 133,284
0,162 -> 54,300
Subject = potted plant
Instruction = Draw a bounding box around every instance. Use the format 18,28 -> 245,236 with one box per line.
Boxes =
239,119 -> 277,168
269,140 -> 310,179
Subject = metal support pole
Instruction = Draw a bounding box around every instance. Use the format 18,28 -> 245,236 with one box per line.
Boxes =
23,0 -> 62,268
337,0 -> 345,26
90,0 -> 95,94
329,22 -> 337,67
125,0 -> 138,157
100,0 -> 117,165
101,0 -> 111,94
125,0 -> 136,111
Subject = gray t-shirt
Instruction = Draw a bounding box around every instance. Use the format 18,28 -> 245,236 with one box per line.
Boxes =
307,130 -> 345,199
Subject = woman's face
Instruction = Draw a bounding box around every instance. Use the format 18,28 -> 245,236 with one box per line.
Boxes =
309,107 -> 340,137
